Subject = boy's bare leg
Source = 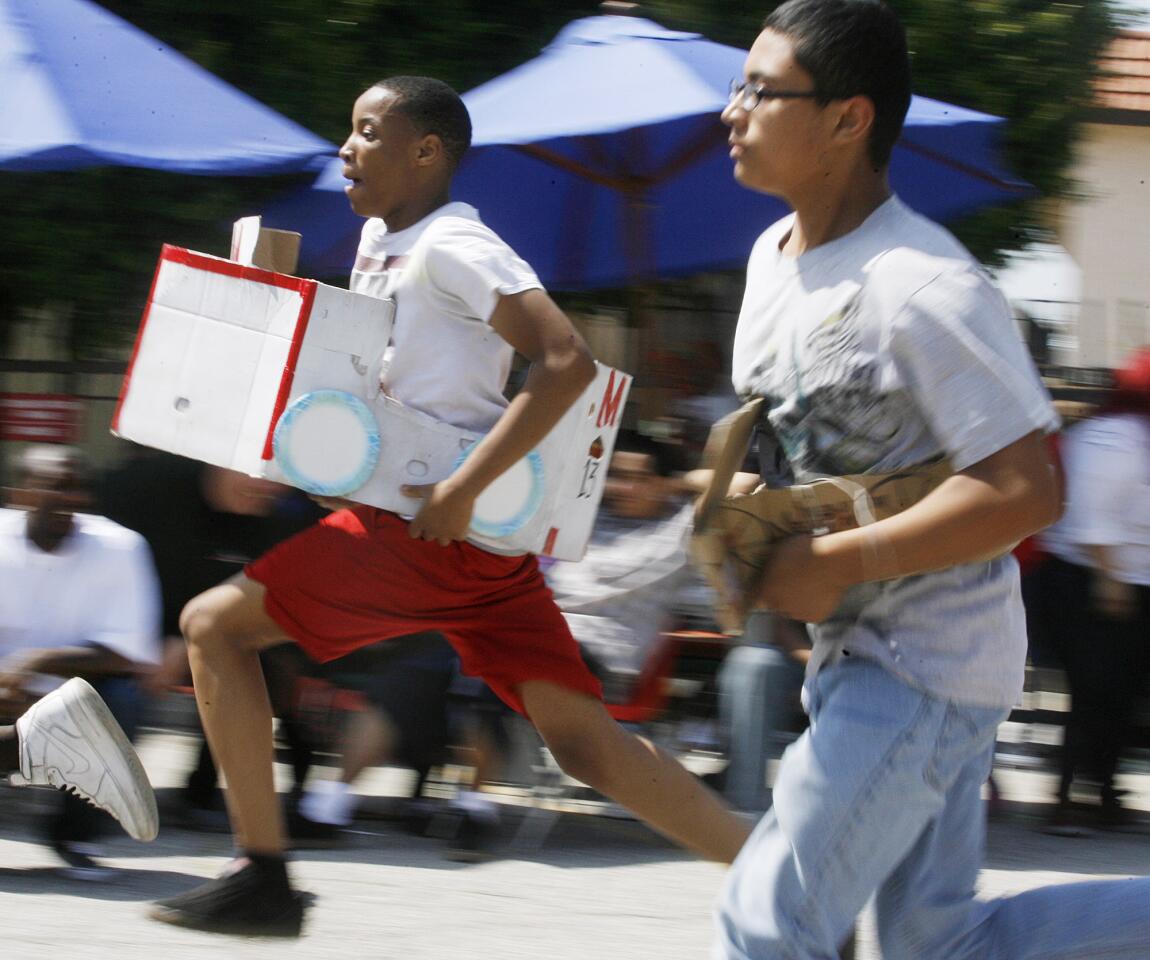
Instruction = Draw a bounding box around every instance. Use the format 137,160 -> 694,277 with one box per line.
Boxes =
466,721 -> 501,787
180,574 -> 289,854
339,707 -> 396,783
520,681 -> 752,863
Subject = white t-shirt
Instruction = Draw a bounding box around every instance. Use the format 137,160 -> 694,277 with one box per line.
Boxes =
351,201 -> 542,433
733,195 -> 1057,709
0,509 -> 162,692
1041,413 -> 1150,584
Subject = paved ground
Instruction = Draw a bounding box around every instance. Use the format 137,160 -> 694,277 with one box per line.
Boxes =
1,731 -> 1148,960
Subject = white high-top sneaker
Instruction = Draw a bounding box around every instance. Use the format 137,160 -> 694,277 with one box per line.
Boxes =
9,678 -> 158,842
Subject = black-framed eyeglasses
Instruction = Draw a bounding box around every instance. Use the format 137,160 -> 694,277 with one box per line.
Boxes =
728,79 -> 820,112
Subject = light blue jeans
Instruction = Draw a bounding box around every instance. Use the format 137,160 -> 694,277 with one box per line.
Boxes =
713,657 -> 1150,959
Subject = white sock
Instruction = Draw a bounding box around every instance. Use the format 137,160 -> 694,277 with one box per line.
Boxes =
299,779 -> 355,826
452,789 -> 498,821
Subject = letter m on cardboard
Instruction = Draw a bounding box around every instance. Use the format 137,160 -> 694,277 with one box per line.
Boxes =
596,369 -> 628,428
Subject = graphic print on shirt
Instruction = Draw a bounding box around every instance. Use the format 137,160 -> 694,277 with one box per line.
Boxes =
748,291 -> 910,480
351,253 -> 409,300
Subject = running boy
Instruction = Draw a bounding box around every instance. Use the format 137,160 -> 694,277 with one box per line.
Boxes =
713,3 -> 1150,958
149,76 -> 750,937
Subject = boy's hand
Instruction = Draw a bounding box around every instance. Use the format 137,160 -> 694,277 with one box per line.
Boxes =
403,481 -> 476,545
753,534 -> 852,624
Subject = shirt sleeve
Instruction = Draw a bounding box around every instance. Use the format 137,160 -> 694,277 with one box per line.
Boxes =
889,267 -> 1058,471
421,218 -> 543,323
1060,418 -> 1144,547
86,533 -> 163,666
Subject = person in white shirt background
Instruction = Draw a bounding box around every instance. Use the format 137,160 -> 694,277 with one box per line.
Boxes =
0,445 -> 162,879
1037,347 -> 1150,833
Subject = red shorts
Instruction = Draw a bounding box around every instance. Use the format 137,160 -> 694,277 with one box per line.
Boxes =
246,506 -> 600,714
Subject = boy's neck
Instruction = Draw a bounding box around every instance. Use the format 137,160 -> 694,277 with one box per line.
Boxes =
383,185 -> 454,233
781,167 -> 892,257
25,513 -> 75,554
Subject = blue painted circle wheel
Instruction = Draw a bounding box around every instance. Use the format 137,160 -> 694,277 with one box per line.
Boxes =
455,444 -> 545,538
273,390 -> 380,497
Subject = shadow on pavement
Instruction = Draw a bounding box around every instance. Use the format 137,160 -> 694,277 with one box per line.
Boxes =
986,802 -> 1150,879
0,865 -> 205,901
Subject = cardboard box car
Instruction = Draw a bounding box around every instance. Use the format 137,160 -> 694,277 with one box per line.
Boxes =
112,243 -> 631,560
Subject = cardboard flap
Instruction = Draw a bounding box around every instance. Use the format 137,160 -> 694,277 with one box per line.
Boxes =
694,397 -> 763,530
231,216 -> 301,275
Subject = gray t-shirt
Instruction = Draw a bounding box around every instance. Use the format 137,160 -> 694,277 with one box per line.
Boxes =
732,196 -> 1057,709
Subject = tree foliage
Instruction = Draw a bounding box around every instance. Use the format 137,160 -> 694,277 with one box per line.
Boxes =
647,0 -> 1122,262
0,0 -> 1124,355
894,0 -> 1121,262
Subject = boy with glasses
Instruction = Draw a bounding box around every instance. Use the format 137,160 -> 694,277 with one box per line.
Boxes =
714,2 -> 1150,958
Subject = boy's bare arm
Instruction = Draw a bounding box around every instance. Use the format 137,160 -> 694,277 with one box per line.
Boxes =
403,288 -> 597,544
681,468 -> 761,497
0,644 -> 145,704
756,430 -> 1061,623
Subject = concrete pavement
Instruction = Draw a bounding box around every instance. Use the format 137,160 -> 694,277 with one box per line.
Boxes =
1,730 -> 1147,959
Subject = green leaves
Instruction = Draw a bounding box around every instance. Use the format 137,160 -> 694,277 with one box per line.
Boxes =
892,0 -> 1118,260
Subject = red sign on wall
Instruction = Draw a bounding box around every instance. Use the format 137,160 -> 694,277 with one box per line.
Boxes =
0,394 -> 83,443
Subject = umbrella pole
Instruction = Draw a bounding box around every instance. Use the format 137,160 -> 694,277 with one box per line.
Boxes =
627,282 -> 661,426
623,177 -> 654,427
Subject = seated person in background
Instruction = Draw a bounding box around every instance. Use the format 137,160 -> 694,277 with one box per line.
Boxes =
549,432 -> 806,815
545,431 -> 710,703
0,445 -> 162,878
94,449 -> 323,828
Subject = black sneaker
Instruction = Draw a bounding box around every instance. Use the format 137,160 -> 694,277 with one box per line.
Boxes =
174,799 -> 231,834
148,855 -> 307,937
399,797 -> 441,836
287,809 -> 343,849
1098,798 -> 1145,833
442,809 -> 499,863
52,841 -> 115,882
1040,802 -> 1093,838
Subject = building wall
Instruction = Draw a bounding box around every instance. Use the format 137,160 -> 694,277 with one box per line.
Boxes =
1060,120 -> 1150,367
1,310 -> 130,484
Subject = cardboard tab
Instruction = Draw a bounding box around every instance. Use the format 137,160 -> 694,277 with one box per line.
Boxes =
693,398 -> 763,530
231,215 -> 301,274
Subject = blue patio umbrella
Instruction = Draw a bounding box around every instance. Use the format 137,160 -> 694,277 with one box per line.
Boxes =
264,14 -> 1030,287
0,0 -> 333,174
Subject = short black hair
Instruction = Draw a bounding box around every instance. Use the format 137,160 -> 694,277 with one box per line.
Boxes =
373,76 -> 472,170
763,0 -> 911,169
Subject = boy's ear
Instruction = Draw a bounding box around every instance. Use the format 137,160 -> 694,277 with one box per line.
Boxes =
832,94 -> 875,150
414,133 -> 442,167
